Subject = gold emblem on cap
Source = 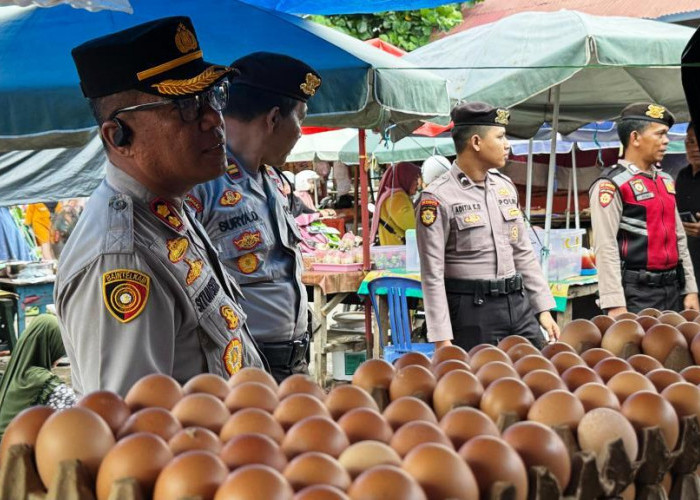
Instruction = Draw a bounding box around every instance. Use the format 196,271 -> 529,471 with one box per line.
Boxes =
300,73 -> 321,96
175,23 -> 198,54
646,104 -> 665,120
152,66 -> 228,96
495,109 -> 510,125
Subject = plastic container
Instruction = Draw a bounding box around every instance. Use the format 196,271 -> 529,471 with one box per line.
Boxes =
371,245 -> 406,270
332,350 -> 367,380
405,229 -> 420,272
529,227 -> 585,281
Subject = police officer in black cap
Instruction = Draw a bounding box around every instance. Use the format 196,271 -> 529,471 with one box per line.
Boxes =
190,52 -> 321,383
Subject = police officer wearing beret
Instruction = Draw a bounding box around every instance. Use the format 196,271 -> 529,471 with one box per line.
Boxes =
590,103 -> 699,316
189,52 -> 321,382
55,17 -> 267,396
417,102 -> 560,351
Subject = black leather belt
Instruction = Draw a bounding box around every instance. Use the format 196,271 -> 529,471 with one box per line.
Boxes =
622,268 -> 678,287
259,335 -> 309,368
445,274 -> 524,296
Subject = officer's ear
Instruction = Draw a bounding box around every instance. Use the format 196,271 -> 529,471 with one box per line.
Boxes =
630,130 -> 641,147
265,106 -> 282,133
470,133 -> 482,152
101,120 -> 133,157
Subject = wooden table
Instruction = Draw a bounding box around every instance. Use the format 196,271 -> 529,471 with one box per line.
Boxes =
0,276 -> 55,338
552,281 -> 599,330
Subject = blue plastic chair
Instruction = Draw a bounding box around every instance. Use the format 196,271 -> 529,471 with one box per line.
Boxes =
367,277 -> 434,364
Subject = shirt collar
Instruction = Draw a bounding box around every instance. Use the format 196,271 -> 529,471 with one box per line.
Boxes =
105,163 -> 184,208
618,159 -> 660,177
451,162 -> 495,189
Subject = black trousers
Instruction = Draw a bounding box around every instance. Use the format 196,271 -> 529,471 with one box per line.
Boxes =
446,290 -> 546,351
269,357 -> 309,384
623,282 -> 681,314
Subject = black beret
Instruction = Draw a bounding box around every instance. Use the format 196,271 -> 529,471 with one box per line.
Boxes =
451,102 -> 510,127
619,102 -> 675,127
72,16 -> 230,99
230,52 -> 321,102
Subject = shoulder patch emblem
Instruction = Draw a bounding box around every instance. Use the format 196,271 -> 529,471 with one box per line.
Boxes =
598,181 -> 616,208
220,305 -> 240,330
102,269 -> 150,323
220,189 -> 243,207
185,258 -> 203,285
420,199 -> 439,227
236,253 -> 260,274
233,230 -> 263,251
663,178 -> 676,194
185,194 -> 203,213
166,237 -> 189,263
223,338 -> 242,376
150,198 -> 184,232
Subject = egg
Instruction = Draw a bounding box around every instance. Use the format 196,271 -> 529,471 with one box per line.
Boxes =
432,369 -> 484,420
541,342 -> 576,359
352,359 -> 395,394
661,382 -> 700,422
295,485 -> 350,500
274,393 -> 331,431
124,373 -> 183,411
469,347 -> 512,372
681,309 -> 700,322
153,450 -> 227,500
284,452 -> 351,492
338,441 -> 402,478
521,370 -> 567,398
621,391 -> 679,451
502,421 -> 571,491
431,359 -> 471,380
324,385 -> 379,420
607,371 -> 657,403
642,325 -> 688,366
382,397 -> 437,430
691,333 -> 700,365
506,343 -> 541,362
402,443 -> 479,500
468,343 -> 494,357
214,464 -> 294,500
389,421 -> 453,457
561,365 -> 602,391
394,352 -> 432,370
219,407 -> 285,444
639,308 -> 662,318
573,383 -> 620,412
117,407 -> 182,441
76,391 -> 130,435
580,348 -> 614,368
479,378 -> 534,422
677,322 -> 700,344
600,319 -> 644,357
476,361 -> 519,388
559,319 -> 602,353
657,312 -> 686,327
593,357 -> 632,383
278,374 -> 326,401
220,433 -> 288,472
431,345 -> 469,366
224,381 -> 279,413
169,427 -> 222,455
459,436 -> 528,500
514,355 -> 556,377
227,367 -> 278,392
627,354 -> 664,374
0,406 -> 54,464
577,408 -> 638,470
171,393 -> 230,433
681,365 -> 700,384
529,390 -> 586,430
282,416 -> 349,459
388,365 -> 436,403
497,335 -> 530,353
337,408 -> 393,444
636,316 -> 661,332
347,465 -> 427,500
96,432 -> 172,500
616,312 -> 639,320
646,369 -> 684,392
591,315 -> 615,336
439,407 -> 499,449
35,407 -> 116,488
550,352 -> 585,374
183,373 -> 230,400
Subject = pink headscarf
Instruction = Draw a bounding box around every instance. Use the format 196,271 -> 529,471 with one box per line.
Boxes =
369,162 -> 421,243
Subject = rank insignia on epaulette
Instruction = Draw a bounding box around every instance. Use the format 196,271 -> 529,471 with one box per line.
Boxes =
236,253 -> 260,274
220,305 -> 240,330
233,230 -> 262,251
220,189 -> 242,207
166,237 -> 189,263
185,194 -> 203,213
420,199 -> 439,227
223,338 -> 242,375
150,198 -> 184,232
226,160 -> 242,181
102,269 -> 150,323
185,258 -> 203,285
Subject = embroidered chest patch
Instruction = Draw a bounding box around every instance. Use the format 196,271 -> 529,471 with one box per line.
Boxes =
223,338 -> 242,376
236,253 -> 260,274
233,230 -> 263,251
663,178 -> 676,194
102,269 -> 150,323
184,258 -> 203,286
420,199 -> 439,227
150,198 -> 184,232
166,237 -> 189,263
220,189 -> 243,207
220,305 -> 240,330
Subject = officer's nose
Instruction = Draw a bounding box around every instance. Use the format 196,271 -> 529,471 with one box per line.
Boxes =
200,103 -> 224,131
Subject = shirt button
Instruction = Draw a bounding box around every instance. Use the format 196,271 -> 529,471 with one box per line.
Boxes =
112,199 -> 127,211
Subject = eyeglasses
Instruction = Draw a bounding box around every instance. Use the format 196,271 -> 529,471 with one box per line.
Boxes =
108,80 -> 229,123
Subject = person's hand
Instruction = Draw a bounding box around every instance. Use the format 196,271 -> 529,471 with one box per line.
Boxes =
319,209 -> 336,218
684,293 -> 700,311
538,311 -> 560,342
607,306 -> 628,318
682,220 -> 700,238
433,339 -> 453,349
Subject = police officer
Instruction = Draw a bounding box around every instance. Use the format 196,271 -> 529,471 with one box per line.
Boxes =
55,17 -> 266,396
189,53 -> 320,382
417,102 -> 560,351
590,103 -> 699,316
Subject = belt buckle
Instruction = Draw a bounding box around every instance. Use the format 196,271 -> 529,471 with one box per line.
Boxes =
489,280 -> 499,296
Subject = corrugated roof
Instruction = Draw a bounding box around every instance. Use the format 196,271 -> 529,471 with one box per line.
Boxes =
447,0 -> 700,34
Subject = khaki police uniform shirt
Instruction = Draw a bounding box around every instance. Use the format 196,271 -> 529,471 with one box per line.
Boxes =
416,164 -> 555,342
590,160 -> 697,310
55,163 -> 265,396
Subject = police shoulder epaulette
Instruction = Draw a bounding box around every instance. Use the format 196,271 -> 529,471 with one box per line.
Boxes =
488,169 -> 516,186
105,194 -> 134,254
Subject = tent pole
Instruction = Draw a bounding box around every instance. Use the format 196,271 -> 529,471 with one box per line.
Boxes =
572,145 -> 580,229
542,85 -> 561,279
525,138 -> 534,223
359,129 -> 373,358
565,170 -> 572,229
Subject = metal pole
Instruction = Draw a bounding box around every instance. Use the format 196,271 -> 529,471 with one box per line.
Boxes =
525,138 -> 534,223
359,129 -> 373,358
572,145 -> 580,230
542,85 -> 561,279
565,169 -> 572,229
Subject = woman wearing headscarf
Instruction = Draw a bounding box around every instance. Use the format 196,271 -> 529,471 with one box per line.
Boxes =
0,315 -> 75,439
369,162 -> 422,245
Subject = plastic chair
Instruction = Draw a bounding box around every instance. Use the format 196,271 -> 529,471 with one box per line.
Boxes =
367,276 -> 434,364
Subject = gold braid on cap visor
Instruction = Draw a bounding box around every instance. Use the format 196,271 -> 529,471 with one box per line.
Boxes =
151,66 -> 229,96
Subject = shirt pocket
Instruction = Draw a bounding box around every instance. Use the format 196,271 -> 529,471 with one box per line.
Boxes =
214,221 -> 272,261
498,205 -> 522,244
454,212 -> 490,252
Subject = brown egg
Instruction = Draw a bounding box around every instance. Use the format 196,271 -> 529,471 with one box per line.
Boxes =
616,312 -> 639,320
394,352 -> 432,370
470,347 -> 511,372
506,343 -> 542,362
658,312 -> 686,327
627,354 -> 664,374
0,406 -> 54,464
561,365 -> 602,391
681,309 -> 700,322
459,436 -> 528,500
691,333 -> 700,365
284,452 -> 351,491
642,324 -> 688,364
432,369 -> 484,420
479,378 -> 534,422
681,365 -> 700,384
274,393 -> 331,431
577,408 -> 638,470
282,416 -> 349,459
183,373 -> 230,400
514,355 -> 556,376
573,383 -> 621,412
622,391 -> 679,451
591,315 -> 615,336
677,322 -> 700,344
620,484 -> 636,500
497,335 -> 530,353
220,433 -> 288,472
522,370 -> 568,398
389,421 -> 453,457
431,344 -> 469,366
637,316 -> 661,332
171,393 -> 230,433
35,407 -> 116,488
593,357 -> 632,383
639,308 -> 662,318
337,408 -> 393,444
219,407 -> 285,444
124,373 -> 183,411
278,374 -> 326,401
96,432 -> 172,500
527,390 -> 585,430
214,464 -> 294,500
601,319 -> 644,357
338,441 -> 402,478
431,359 -> 471,379
382,396 -> 437,430
169,427 -> 222,455
607,371 -> 657,403
560,319 -> 602,353
476,361 -> 519,388
468,343 -> 494,357
580,348 -> 614,368
551,351 -> 585,374
352,359 -> 395,393
77,391 -> 130,435
646,369 -> 684,392
661,382 -> 700,422
295,485 -> 350,500
347,465 -> 427,500
541,342 -> 576,359
117,407 -> 182,441
325,385 -> 379,420
439,407 -> 499,449
403,443 -> 479,499
388,365 -> 436,403
224,381 -> 279,413
502,421 -> 571,491
227,367 -> 278,392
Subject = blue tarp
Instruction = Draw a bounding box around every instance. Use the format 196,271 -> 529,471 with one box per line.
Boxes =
239,0 -> 459,15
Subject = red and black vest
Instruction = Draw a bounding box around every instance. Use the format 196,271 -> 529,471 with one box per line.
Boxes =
600,164 -> 679,271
